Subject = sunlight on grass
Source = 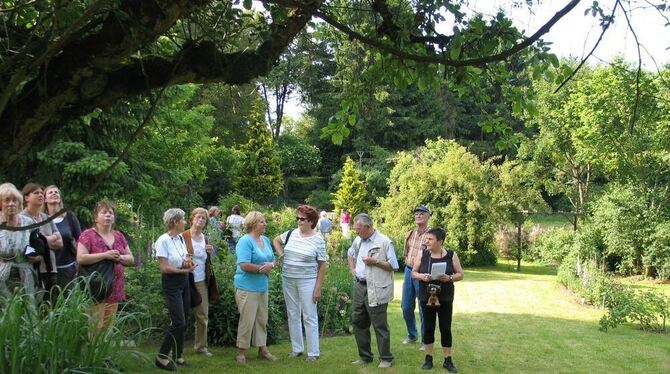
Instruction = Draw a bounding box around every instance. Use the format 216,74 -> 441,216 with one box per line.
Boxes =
121,263 -> 670,373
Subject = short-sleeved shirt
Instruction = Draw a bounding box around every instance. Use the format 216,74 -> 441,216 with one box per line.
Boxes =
280,229 -> 327,279
155,233 -> 187,269
21,211 -> 59,274
226,214 -> 244,240
78,228 -> 130,303
318,218 -> 332,233
347,230 -> 399,280
405,227 -> 429,268
234,234 -> 274,292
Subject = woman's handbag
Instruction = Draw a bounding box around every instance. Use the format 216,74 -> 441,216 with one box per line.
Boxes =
78,259 -> 115,302
206,256 -> 221,303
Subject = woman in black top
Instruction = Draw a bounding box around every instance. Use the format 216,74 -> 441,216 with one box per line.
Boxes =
411,228 -> 464,372
44,185 -> 82,290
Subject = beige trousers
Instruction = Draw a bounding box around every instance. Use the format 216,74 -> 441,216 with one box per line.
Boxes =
91,302 -> 118,331
235,289 -> 268,349
193,281 -> 209,351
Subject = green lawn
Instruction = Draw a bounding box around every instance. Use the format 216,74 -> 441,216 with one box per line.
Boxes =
120,262 -> 670,373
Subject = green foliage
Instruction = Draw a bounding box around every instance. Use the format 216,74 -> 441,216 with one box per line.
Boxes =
326,230 -> 352,261
124,259 -> 168,338
600,284 -> 669,333
277,133 -> 321,176
235,115 -> 284,201
647,222 -> 670,280
217,193 -> 259,218
305,189 -> 333,211
531,228 -> 577,266
377,139 -> 514,266
0,285 -> 140,373
589,184 -> 655,275
332,157 -> 371,217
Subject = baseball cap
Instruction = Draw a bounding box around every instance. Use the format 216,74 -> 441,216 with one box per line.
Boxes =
413,205 -> 431,215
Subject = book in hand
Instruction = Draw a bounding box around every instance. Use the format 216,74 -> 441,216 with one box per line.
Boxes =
430,262 -> 446,280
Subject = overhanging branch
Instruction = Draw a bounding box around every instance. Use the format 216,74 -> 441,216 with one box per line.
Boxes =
317,0 -> 581,67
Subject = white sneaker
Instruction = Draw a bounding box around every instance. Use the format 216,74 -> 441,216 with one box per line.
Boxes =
419,344 -> 426,352
378,360 -> 392,369
402,337 -> 418,344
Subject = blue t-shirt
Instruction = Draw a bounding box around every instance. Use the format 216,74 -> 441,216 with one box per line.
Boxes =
234,234 -> 275,292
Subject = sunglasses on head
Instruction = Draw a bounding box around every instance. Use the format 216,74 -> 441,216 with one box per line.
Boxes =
296,216 -> 308,222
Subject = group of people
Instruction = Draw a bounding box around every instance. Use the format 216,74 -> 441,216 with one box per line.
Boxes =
0,182 -> 135,330
1,185 -> 463,372
159,203 -> 462,372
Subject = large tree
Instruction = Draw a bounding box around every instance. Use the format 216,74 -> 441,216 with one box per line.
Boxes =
1,0 -> 587,169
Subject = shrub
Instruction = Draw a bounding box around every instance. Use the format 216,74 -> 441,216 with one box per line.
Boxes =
531,228 -> 576,266
646,222 -> 670,280
600,286 -> 669,333
124,259 -> 168,339
217,192 -> 259,217
376,139 -> 502,266
327,230 -> 352,261
0,285 -> 141,373
305,189 -> 333,211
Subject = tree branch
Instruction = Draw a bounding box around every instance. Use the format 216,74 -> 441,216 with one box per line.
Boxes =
316,0 -> 581,66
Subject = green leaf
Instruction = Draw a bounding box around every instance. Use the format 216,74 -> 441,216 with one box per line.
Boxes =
348,114 -> 356,126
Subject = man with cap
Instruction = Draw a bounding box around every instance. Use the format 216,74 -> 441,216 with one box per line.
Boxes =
401,205 -> 431,347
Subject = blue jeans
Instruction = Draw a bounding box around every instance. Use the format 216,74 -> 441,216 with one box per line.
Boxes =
401,265 -> 424,341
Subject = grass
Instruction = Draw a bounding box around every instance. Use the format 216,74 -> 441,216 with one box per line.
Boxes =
119,261 -> 670,373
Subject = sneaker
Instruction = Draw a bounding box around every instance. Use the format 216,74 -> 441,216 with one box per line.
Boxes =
288,352 -> 303,358
197,348 -> 213,357
378,360 -> 392,369
421,355 -> 433,370
351,359 -> 371,365
419,344 -> 426,352
306,356 -> 319,362
443,357 -> 458,373
402,337 -> 418,344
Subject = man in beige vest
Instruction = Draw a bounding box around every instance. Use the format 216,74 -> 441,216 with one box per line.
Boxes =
347,213 -> 399,369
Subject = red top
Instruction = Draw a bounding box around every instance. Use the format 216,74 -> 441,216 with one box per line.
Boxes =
78,228 -> 130,303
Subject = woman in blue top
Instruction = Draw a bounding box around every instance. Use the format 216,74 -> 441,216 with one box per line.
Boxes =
234,211 -> 277,365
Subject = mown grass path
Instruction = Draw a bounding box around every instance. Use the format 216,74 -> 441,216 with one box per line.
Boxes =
123,262 -> 669,373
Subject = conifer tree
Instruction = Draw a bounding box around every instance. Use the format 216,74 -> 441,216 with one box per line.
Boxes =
332,157 -> 371,216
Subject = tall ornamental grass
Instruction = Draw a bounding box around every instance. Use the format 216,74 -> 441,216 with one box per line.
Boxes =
0,283 -> 143,373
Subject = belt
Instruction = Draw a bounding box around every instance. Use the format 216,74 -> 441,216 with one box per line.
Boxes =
405,265 -> 413,270
356,277 -> 367,285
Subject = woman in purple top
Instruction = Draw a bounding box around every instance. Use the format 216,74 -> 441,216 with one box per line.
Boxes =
77,200 -> 135,330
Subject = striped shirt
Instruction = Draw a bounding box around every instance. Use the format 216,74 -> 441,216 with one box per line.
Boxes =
280,229 -> 327,279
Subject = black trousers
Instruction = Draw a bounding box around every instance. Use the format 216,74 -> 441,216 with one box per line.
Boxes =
420,300 -> 453,348
158,273 -> 191,361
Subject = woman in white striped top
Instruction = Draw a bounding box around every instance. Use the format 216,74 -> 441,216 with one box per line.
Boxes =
272,204 -> 328,361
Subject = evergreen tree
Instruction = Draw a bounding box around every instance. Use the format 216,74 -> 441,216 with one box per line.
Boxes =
235,108 -> 284,201
332,157 -> 371,216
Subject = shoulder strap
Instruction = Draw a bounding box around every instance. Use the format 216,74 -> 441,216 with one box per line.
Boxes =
353,236 -> 362,258
182,230 -> 194,255
285,229 -> 294,245
447,249 -> 454,259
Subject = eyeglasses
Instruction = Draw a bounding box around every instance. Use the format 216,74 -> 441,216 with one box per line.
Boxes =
296,216 -> 308,222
